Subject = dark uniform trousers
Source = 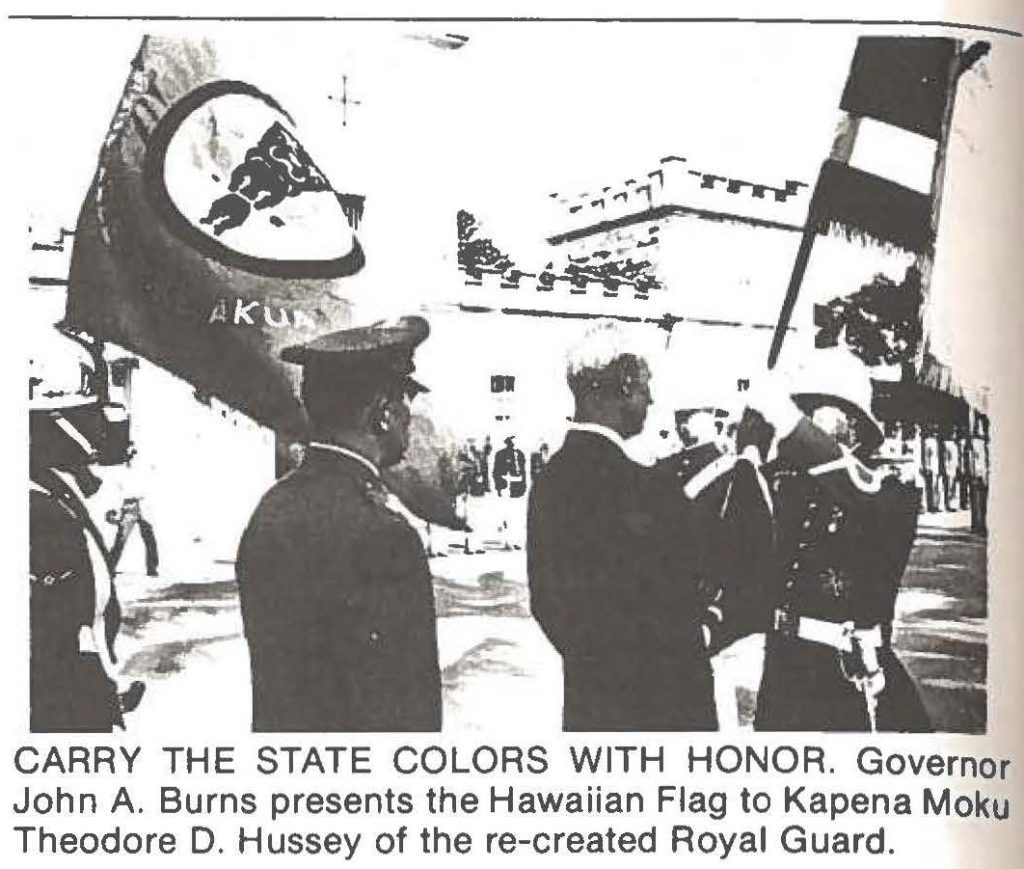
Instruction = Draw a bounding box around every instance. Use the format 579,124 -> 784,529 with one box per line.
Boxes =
237,449 -> 442,732
30,471 -> 121,733
754,420 -> 931,732
528,430 -> 716,731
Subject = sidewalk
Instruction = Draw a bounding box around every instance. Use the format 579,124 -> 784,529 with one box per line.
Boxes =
917,509 -> 973,531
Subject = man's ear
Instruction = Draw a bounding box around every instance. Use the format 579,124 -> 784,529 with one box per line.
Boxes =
368,389 -> 397,434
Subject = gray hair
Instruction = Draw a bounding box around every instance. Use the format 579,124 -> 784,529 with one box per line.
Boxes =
565,322 -> 652,397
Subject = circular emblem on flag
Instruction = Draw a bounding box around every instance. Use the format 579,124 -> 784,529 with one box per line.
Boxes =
144,80 -> 364,278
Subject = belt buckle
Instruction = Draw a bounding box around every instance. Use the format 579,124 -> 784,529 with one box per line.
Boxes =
773,607 -> 799,637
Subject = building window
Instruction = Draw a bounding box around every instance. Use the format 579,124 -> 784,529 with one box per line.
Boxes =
491,374 -> 515,393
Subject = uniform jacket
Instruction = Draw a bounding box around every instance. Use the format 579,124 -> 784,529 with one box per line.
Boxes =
656,444 -> 776,653
527,428 -> 716,731
754,419 -> 930,732
493,444 -> 527,497
236,446 -> 442,732
29,469 -> 121,732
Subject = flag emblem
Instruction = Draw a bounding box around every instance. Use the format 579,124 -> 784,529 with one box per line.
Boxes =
145,79 -> 364,278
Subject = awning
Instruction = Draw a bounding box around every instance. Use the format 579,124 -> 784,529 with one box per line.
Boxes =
872,351 -> 988,429
918,352 -> 989,414
872,378 -> 970,429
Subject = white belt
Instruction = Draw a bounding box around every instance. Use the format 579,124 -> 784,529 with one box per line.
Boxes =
773,608 -> 883,656
773,608 -> 887,730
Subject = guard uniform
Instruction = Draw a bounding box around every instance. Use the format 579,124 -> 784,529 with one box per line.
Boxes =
493,438 -> 527,498
656,442 -> 723,490
754,419 -> 931,732
656,442 -> 775,654
235,319 -> 442,732
29,469 -> 122,732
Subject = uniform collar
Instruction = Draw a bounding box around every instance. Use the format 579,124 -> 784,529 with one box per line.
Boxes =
31,467 -> 113,567
567,421 -> 630,456
32,466 -> 87,506
307,442 -> 382,479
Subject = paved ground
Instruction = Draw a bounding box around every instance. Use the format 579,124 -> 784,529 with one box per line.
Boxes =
112,511 -> 986,735
892,515 -> 987,733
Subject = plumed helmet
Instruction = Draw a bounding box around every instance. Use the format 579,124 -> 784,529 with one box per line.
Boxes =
788,348 -> 888,457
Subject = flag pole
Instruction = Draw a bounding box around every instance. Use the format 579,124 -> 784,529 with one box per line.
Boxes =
765,39 -> 987,373
766,114 -> 861,370
766,223 -> 817,370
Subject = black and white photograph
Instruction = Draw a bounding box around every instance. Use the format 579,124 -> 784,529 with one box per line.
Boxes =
16,15 -> 1011,739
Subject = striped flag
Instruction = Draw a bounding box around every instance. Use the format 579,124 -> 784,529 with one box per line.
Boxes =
813,37 -> 959,253
768,36 -> 988,368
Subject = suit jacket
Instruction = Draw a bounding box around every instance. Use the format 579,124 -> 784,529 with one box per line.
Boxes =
527,429 -> 716,731
236,447 -> 442,732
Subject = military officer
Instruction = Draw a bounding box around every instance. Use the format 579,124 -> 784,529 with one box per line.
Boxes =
662,410 -> 725,481
29,327 -> 143,732
655,408 -> 775,655
493,436 -> 527,498
747,366 -> 931,732
236,316 -> 442,732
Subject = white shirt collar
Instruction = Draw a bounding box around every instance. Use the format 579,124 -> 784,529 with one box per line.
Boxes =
308,442 -> 382,479
567,421 -> 631,456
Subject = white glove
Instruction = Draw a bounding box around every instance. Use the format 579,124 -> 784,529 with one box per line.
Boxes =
701,588 -> 724,649
744,373 -> 802,439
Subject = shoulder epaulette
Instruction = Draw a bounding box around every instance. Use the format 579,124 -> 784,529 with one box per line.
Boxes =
807,449 -> 884,494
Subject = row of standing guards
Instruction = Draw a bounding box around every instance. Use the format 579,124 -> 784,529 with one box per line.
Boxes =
884,414 -> 989,533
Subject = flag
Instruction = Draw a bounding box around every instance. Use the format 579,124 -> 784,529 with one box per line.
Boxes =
64,36 -> 364,440
840,36 -> 958,139
768,36 -> 984,368
808,37 -> 960,255
808,160 -> 933,255
63,36 -> 463,527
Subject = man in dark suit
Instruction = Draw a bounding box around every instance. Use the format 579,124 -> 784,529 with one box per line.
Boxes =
236,317 -> 441,732
527,329 -> 716,730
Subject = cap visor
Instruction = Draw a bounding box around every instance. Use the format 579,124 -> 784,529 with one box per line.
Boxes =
405,376 -> 430,396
